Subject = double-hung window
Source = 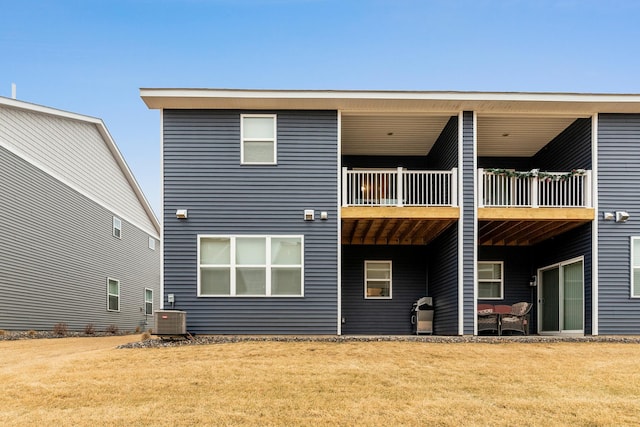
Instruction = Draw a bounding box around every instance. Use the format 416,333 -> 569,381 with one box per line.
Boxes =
365,261 -> 392,299
113,217 -> 122,239
198,235 -> 303,296
145,288 -> 153,315
107,278 -> 120,311
631,237 -> 640,297
241,114 -> 277,164
478,261 -> 504,299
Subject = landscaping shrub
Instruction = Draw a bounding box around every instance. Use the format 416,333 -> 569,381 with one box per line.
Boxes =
84,323 -> 96,335
106,324 -> 119,334
53,323 -> 68,336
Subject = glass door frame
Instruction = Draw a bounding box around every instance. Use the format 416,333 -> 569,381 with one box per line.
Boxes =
537,256 -> 585,335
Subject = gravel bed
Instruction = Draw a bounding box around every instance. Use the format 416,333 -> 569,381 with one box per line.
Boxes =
0,330 -> 136,341
118,334 -> 640,349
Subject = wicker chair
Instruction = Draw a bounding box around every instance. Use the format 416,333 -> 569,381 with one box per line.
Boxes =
500,302 -> 532,335
477,304 -> 500,335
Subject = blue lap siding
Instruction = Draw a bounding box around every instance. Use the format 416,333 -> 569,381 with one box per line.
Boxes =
163,110 -> 339,334
598,114 -> 640,334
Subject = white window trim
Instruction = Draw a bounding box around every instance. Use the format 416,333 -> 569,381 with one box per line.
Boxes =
240,114 -> 277,165
144,288 -> 154,315
631,237 -> 640,298
107,278 -> 120,312
478,261 -> 504,300
149,236 -> 156,250
364,260 -> 392,300
113,216 -> 122,239
197,235 -> 304,297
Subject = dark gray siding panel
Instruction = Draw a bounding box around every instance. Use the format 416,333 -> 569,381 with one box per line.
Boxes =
428,225 -> 459,335
533,118 -> 592,170
0,147 -> 160,331
462,112 -> 475,334
598,114 -> 640,334
426,116 -> 458,170
341,246 -> 427,334
163,110 -> 338,334
533,224 -> 592,334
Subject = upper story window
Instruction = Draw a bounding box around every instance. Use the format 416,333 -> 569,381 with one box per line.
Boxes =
631,237 -> 640,298
241,114 -> 277,165
478,261 -> 504,300
365,261 -> 392,299
198,235 -> 303,297
113,217 -> 122,239
107,278 -> 120,312
149,236 -> 156,250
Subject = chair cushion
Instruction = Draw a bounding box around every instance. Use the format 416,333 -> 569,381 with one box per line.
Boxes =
510,302 -> 529,316
478,308 -> 494,314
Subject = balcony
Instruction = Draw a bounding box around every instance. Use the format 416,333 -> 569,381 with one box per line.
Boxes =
478,168 -> 595,246
341,168 -> 459,245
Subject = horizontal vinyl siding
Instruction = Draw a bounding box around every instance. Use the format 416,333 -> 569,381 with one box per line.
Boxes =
0,105 -> 156,235
0,147 -> 160,331
598,114 -> 640,334
341,246 -> 427,335
163,110 -> 338,334
462,111 -> 475,334
533,118 -> 592,170
425,116 -> 458,170
428,225 -> 459,335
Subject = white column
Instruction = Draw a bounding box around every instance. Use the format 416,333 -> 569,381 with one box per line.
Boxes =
341,167 -> 348,207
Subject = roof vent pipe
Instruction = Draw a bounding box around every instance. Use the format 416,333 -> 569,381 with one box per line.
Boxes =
11,83 -> 16,100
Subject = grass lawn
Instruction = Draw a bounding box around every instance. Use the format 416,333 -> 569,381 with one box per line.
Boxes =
1,335 -> 639,426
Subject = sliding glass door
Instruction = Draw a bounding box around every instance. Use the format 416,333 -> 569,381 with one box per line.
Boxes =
538,258 -> 584,334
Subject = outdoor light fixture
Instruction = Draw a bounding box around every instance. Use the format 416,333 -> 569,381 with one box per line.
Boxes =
176,209 -> 188,219
320,211 -> 328,220
304,209 -> 315,221
616,211 -> 630,223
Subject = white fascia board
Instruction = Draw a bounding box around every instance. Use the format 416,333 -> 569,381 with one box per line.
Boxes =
0,96 -> 103,123
140,88 -> 640,102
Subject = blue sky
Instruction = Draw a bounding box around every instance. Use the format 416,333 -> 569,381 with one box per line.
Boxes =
3,0 -> 640,216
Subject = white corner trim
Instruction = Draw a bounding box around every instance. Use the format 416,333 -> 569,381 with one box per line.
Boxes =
337,109 -> 342,335
472,111 -> 479,336
591,113 -> 599,335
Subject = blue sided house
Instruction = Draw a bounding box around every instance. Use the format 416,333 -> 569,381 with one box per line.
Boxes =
141,89 -> 640,336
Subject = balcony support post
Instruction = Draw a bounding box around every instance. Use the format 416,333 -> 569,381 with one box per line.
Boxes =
477,168 -> 484,208
342,167 -> 348,207
396,167 -> 404,207
451,167 -> 458,207
531,176 -> 539,208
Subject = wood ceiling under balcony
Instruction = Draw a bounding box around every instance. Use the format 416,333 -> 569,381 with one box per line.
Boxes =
341,206 -> 459,245
478,207 -> 595,246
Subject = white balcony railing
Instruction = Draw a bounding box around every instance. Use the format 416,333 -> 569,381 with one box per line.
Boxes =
478,168 -> 592,208
342,167 -> 458,207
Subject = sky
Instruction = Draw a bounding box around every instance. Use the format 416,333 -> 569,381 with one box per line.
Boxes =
3,0 -> 640,217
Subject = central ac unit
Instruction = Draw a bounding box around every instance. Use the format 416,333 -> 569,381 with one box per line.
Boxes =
154,310 -> 187,335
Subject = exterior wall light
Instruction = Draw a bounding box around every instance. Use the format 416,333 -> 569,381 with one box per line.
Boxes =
603,212 -> 614,221
304,209 -> 315,221
176,209 -> 188,219
616,211 -> 630,223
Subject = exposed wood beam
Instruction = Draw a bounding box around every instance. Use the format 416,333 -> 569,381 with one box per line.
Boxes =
342,206 -> 460,220
478,207 -> 595,221
374,218 -> 391,243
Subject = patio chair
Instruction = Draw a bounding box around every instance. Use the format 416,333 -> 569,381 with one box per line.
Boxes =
500,302 -> 532,335
477,304 -> 499,335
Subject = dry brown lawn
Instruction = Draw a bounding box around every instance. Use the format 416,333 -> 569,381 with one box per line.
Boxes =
1,336 -> 639,426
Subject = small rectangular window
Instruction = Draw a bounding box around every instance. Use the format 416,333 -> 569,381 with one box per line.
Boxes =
145,288 -> 153,315
107,278 -> 120,311
241,114 -> 277,165
198,235 -> 303,297
149,237 -> 155,250
631,237 -> 640,298
365,261 -> 392,299
113,217 -> 122,239
478,261 -> 504,300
